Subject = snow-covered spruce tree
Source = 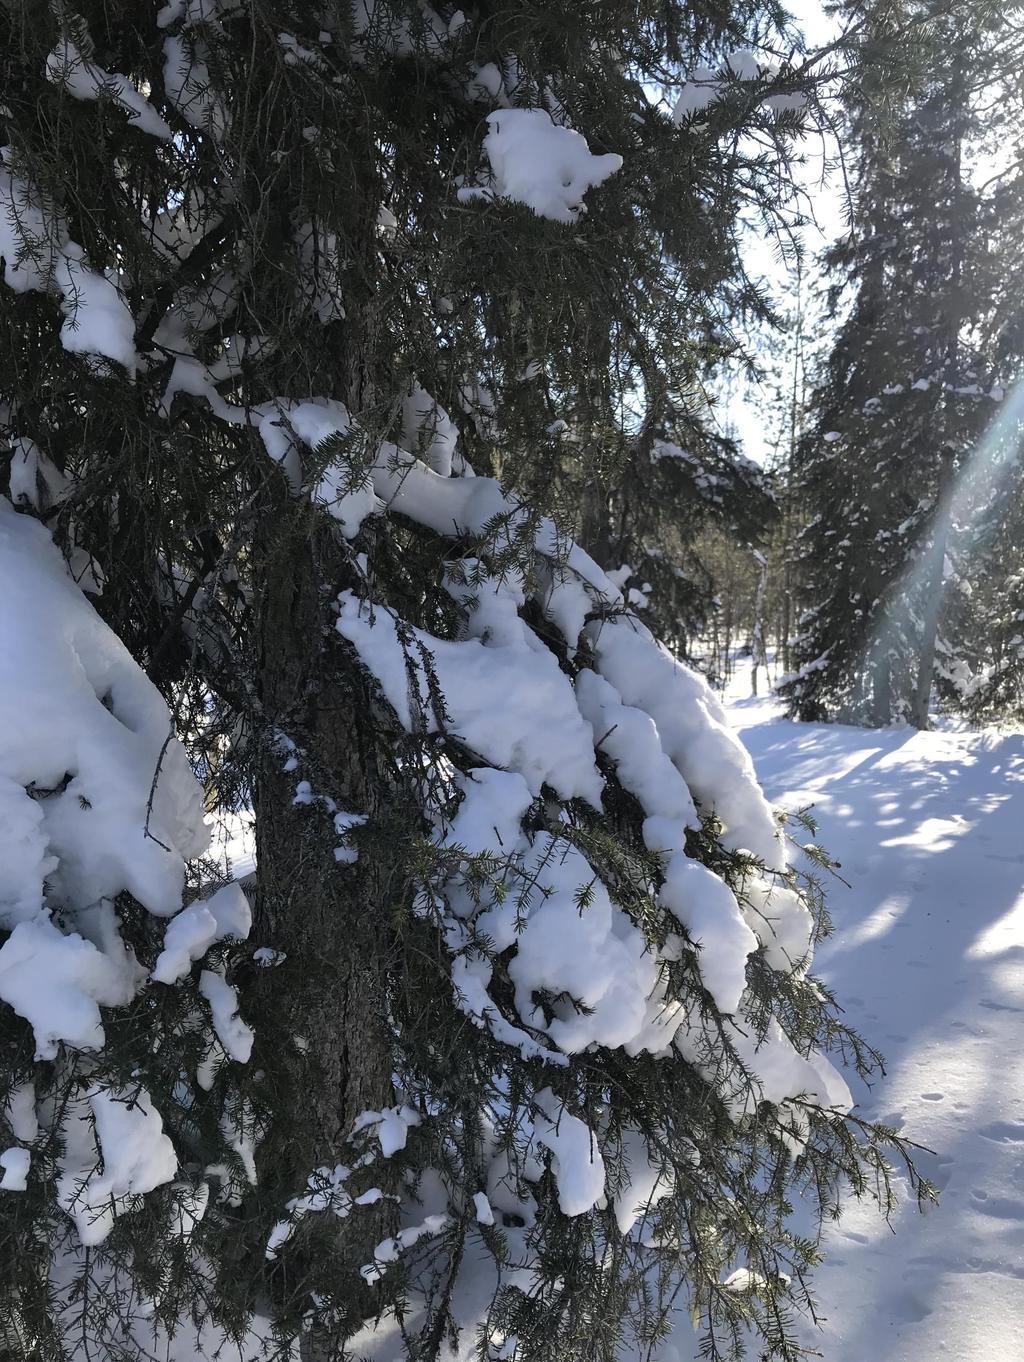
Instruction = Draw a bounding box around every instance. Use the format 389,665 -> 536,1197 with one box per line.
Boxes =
1,4 -> 922,1360
779,0 -> 1006,726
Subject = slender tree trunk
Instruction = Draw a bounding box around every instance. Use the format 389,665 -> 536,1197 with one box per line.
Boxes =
751,553 -> 769,696
910,451 -> 955,729
778,256 -> 803,677
871,647 -> 893,726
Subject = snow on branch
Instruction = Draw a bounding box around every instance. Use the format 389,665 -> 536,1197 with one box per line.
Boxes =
1,167 -> 137,370
458,108 -> 623,224
46,37 -> 172,140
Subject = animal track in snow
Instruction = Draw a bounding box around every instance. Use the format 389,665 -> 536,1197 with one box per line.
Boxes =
917,1152 -> 954,1192
842,1230 -> 870,1245
970,1191 -> 1024,1220
889,1293 -> 932,1326
978,1121 -> 1024,1143
905,1253 -> 1024,1281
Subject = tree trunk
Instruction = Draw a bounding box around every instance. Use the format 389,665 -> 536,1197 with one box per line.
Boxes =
910,468 -> 953,730
871,647 -> 893,726
251,503 -> 400,1343
750,553 -> 769,697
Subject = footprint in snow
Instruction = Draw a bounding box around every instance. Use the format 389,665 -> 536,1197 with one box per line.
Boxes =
921,1092 -> 945,1102
890,1294 -> 932,1326
978,1121 -> 1024,1143
842,1230 -> 870,1245
916,1152 -> 954,1192
971,1191 -> 1024,1220
907,1253 -> 1024,1281
880,1110 -> 906,1130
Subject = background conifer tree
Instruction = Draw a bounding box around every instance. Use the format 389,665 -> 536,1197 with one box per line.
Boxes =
780,0 -> 1009,726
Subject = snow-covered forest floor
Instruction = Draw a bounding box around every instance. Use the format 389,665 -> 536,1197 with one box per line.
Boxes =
725,680 -> 1024,1360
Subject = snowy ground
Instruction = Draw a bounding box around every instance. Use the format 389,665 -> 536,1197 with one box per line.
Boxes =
726,682 -> 1024,1361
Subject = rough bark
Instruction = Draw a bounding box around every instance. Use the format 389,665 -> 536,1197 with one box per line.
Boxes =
252,499 -> 400,1342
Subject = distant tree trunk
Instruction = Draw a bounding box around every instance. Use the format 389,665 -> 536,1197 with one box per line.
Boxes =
580,479 -> 614,568
871,647 -> 893,726
910,446 -> 956,730
777,256 -> 803,677
780,558 -> 792,674
751,552 -> 769,696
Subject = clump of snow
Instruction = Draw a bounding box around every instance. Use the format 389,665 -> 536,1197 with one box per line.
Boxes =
333,808 -> 367,864
539,562 -> 593,656
266,1163 -> 354,1261
255,399 -> 382,537
336,591 -> 604,804
576,667 -> 696,829
672,65 -> 721,120
589,615 -> 783,867
401,384 -> 460,477
503,835 -> 664,1052
0,918 -> 136,1059
4,1081 -> 38,1142
612,1127 -> 676,1235
673,51 -> 806,126
0,501 -> 207,934
153,881 -> 251,984
722,1267 -> 767,1293
350,1105 -> 421,1158
54,244 -> 137,372
533,1089 -> 605,1217
361,1213 -> 450,1285
438,768 -> 676,1058
199,967 -> 254,1063
1,170 -> 137,369
162,30 -> 228,137
46,38 -> 171,139
459,108 -> 622,224
658,851 -> 758,1014
8,437 -> 68,512
0,167 -> 55,291
473,1191 -> 495,1225
57,1085 -> 177,1245
0,1146 -> 30,1191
